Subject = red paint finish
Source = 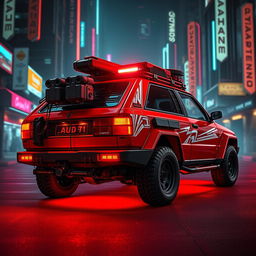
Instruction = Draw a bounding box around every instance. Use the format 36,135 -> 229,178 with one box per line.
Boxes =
19,58 -> 237,160
17,57 -> 238,204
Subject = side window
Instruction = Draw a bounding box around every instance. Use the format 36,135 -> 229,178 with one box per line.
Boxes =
179,93 -> 208,121
146,85 -> 179,114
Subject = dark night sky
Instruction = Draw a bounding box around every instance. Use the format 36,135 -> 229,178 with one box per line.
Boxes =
101,0 -> 182,66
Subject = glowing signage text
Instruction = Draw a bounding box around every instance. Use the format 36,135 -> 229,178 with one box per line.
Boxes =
2,0 -> 15,40
168,11 -> 175,43
242,3 -> 255,95
187,22 -> 197,97
28,0 -> 42,41
215,0 -> 228,62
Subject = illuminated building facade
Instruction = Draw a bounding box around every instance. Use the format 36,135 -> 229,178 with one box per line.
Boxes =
202,0 -> 256,155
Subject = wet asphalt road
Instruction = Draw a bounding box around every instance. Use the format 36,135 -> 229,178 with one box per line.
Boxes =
0,160 -> 256,256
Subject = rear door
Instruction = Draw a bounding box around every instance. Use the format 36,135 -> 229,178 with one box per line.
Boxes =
176,92 -> 220,160
144,84 -> 191,160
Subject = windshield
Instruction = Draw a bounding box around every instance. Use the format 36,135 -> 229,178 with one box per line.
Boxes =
40,81 -> 129,112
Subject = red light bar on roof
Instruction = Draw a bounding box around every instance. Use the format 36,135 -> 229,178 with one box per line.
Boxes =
118,67 -> 139,74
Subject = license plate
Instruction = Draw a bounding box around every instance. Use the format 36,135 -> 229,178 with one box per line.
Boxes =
55,124 -> 88,136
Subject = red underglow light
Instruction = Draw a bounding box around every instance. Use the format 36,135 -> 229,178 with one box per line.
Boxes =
99,153 -> 120,161
42,194 -> 145,211
76,0 -> 81,60
118,67 -> 139,74
40,179 -> 216,211
92,28 -> 96,56
178,180 -> 215,198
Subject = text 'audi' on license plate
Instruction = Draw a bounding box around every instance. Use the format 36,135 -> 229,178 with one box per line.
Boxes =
55,124 -> 88,136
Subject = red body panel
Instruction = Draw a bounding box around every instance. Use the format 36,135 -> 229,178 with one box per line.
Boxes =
19,64 -> 238,167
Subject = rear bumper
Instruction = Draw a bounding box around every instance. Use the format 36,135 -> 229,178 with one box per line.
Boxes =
17,150 -> 153,167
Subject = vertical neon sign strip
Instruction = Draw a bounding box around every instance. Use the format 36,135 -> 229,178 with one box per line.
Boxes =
162,46 -> 166,69
76,0 -> 81,60
242,3 -> 255,94
80,21 -> 85,47
96,0 -> 100,35
215,0 -> 227,62
196,22 -> 202,86
211,21 -> 217,71
38,0 -> 42,40
166,43 -> 169,69
174,43 -> 177,69
187,22 -> 197,97
96,0 -> 100,56
92,28 -> 96,56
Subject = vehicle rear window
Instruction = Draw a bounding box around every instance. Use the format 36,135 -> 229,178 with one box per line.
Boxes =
40,81 -> 129,112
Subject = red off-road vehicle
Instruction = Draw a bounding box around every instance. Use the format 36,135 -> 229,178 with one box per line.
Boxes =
17,57 -> 239,206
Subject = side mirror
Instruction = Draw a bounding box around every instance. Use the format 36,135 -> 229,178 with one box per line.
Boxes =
210,111 -> 222,120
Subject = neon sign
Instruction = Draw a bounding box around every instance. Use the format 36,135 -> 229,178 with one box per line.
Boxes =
11,91 -> 32,113
92,28 -> 96,56
0,42 -> 13,74
2,0 -> 15,40
168,11 -> 175,43
28,0 -> 42,41
215,0 -> 228,62
187,22 -> 197,97
80,21 -> 85,48
27,66 -> 42,98
211,20 -> 217,71
242,3 -> 255,95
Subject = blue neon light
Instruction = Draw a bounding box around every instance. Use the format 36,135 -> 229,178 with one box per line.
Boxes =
0,43 -> 13,74
80,21 -> 85,47
166,43 -> 169,69
96,0 -> 99,35
211,20 -> 217,71
162,46 -> 166,68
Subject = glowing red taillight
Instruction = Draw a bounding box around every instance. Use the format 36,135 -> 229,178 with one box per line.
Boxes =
93,117 -> 133,136
98,153 -> 120,162
21,123 -> 32,139
18,154 -> 33,163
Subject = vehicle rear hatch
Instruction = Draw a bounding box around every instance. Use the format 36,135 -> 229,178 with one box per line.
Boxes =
28,79 -> 133,150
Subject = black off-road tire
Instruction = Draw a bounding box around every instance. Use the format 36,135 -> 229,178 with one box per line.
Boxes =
36,174 -> 79,198
136,147 -> 180,207
211,146 -> 239,187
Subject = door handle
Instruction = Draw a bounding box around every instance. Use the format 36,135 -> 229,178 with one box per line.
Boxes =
192,123 -> 199,129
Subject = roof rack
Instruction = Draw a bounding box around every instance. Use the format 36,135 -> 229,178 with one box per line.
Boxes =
73,56 -> 186,91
